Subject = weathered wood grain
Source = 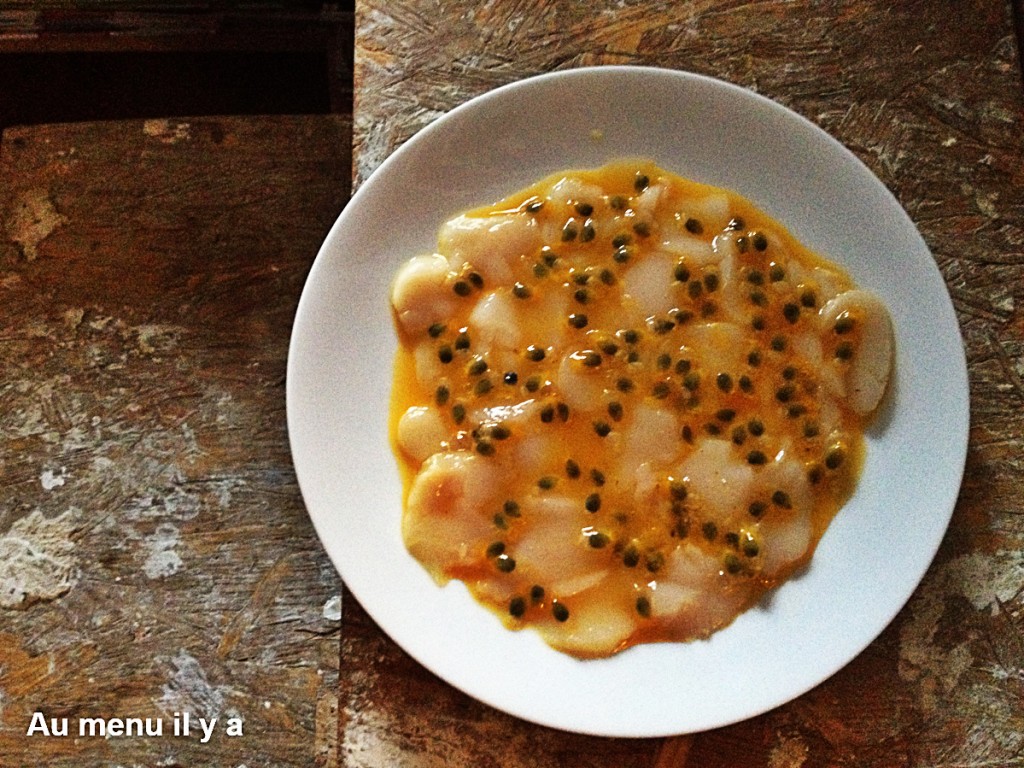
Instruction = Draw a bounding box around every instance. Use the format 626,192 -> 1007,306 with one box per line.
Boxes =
0,115 -> 351,767
347,1 -> 1024,765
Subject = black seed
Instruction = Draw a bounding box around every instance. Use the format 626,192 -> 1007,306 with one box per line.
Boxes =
750,289 -> 768,307
749,500 -> 768,518
669,479 -> 688,501
702,521 -> 718,541
530,585 -> 545,602
834,314 -> 855,334
652,381 -> 670,399
565,459 -> 581,479
474,378 -> 493,396
752,314 -> 767,331
687,279 -> 703,299
634,172 -> 650,191
645,551 -> 665,573
656,353 -> 672,370
540,405 -> 555,423
684,217 -> 703,234
633,220 -> 651,237
704,273 -> 720,292
486,541 -> 506,557
587,531 -> 609,548
452,403 -> 466,424
825,445 -> 846,469
428,322 -> 446,338
593,420 -> 612,437
800,289 -> 817,308
512,282 -> 532,299
476,439 -> 495,456
435,385 -> 450,406
509,596 -> 526,617
599,268 -> 616,285
552,602 -> 570,622
503,371 -> 518,385
467,271 -> 484,289
772,490 -> 792,508
467,356 -> 488,376
747,269 -> 765,286
803,420 -> 820,438
769,264 -> 786,282
775,384 -> 796,403
636,596 -> 652,618
568,313 -> 589,329
585,493 -> 602,512
613,245 -> 631,263
716,372 -> 733,392
561,221 -> 579,241
747,449 -> 768,465
739,375 -> 754,393
674,263 -> 691,282
616,377 -> 635,393
590,468 -> 606,486
622,544 -> 641,568
683,372 -> 701,391
607,401 -> 624,421
496,554 -> 516,572
503,499 -> 521,517
524,375 -> 542,392
538,476 -> 557,490
453,280 -> 472,296
609,195 -> 628,210
836,341 -> 855,361
731,425 -> 747,444
489,424 -> 511,440
783,302 -> 801,324
682,424 -> 694,443
455,332 -> 471,350
727,217 -> 745,231
747,350 -> 762,367
575,201 -> 594,216
716,408 -> 736,422
770,335 -> 787,352
438,345 -> 454,364
525,345 -> 546,362
581,221 -> 596,242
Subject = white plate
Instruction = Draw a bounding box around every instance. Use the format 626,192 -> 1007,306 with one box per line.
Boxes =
287,66 -> 969,737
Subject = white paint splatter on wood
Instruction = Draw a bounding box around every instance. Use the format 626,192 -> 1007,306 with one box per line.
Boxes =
0,509 -> 79,609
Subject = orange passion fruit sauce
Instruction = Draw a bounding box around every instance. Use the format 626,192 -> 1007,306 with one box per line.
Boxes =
388,160 -> 892,659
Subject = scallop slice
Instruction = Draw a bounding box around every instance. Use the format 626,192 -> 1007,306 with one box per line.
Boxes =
438,213 -> 540,286
750,454 -> 814,580
676,438 -> 755,530
819,289 -> 894,415
620,250 -> 678,317
538,596 -> 636,658
390,253 -> 456,334
403,452 -> 499,576
396,406 -> 447,464
513,495 -> 611,597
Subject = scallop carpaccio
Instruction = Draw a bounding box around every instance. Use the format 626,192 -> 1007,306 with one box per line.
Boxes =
388,160 -> 893,658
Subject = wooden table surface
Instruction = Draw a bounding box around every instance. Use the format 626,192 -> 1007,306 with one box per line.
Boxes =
1,115 -> 351,766
343,1 -> 1024,766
